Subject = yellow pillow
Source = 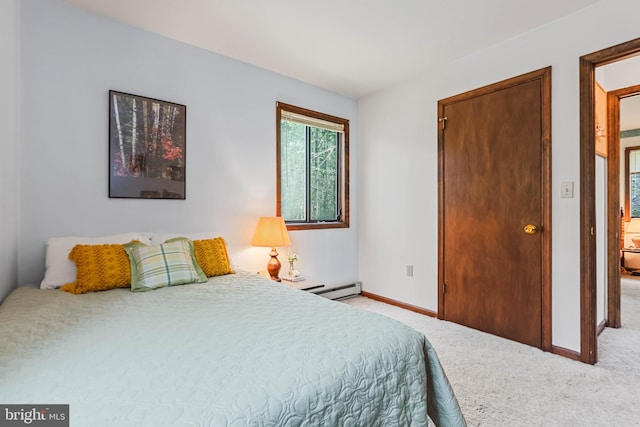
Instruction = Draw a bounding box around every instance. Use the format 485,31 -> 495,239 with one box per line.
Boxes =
60,243 -> 131,294
193,238 -> 234,277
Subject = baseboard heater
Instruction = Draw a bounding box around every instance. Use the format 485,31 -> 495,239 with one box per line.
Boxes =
307,282 -> 362,300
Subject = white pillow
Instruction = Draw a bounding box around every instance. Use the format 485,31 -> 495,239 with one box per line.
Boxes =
150,232 -> 221,246
40,232 -> 153,289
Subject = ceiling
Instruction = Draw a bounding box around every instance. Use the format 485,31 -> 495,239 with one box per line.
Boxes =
65,0 -> 600,98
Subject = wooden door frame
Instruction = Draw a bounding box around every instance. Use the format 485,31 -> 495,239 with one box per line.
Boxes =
437,67 -> 553,352
580,38 -> 640,365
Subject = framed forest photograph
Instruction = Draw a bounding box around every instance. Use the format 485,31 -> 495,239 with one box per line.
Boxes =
109,90 -> 186,199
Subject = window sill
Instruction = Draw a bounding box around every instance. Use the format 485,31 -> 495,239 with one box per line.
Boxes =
286,222 -> 349,231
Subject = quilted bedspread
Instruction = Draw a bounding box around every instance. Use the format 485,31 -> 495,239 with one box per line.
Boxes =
0,271 -> 465,426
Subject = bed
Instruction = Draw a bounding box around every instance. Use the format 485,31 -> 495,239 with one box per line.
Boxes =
0,238 -> 465,426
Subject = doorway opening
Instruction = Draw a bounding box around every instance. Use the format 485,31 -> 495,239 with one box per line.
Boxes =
603,84 -> 640,331
580,38 -> 640,365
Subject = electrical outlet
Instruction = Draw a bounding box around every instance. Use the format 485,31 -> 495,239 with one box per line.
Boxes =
406,265 -> 413,277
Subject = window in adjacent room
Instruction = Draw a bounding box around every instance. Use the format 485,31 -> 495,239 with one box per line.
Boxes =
626,145 -> 640,219
276,102 -> 349,230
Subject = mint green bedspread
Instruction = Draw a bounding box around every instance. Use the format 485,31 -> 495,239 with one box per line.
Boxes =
0,271 -> 465,426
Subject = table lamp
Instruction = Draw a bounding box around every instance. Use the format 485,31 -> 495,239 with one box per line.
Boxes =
627,218 -> 640,247
251,216 -> 291,281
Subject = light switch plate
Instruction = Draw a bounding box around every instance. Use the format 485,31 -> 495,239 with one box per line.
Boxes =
561,182 -> 574,199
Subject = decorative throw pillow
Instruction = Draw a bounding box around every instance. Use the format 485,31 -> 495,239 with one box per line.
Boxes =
124,239 -> 207,292
60,243 -> 132,294
40,232 -> 152,289
192,238 -> 234,277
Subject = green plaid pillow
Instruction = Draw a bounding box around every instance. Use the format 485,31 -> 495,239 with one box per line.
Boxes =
124,239 -> 207,292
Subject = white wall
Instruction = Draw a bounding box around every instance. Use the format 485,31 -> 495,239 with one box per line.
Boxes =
18,0 -> 358,288
0,0 -> 19,301
359,0 -> 640,352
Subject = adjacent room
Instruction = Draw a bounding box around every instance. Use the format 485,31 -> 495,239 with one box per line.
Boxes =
2,0 -> 640,425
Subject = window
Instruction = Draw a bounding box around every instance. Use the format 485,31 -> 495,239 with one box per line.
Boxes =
276,102 -> 349,230
626,145 -> 640,219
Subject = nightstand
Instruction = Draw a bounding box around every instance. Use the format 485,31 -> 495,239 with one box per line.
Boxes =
282,278 -> 325,292
257,270 -> 325,291
283,277 -> 362,300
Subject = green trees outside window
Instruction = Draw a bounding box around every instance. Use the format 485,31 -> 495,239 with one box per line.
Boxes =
628,147 -> 640,219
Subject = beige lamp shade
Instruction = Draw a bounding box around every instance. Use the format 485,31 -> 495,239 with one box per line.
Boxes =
627,218 -> 640,248
251,217 -> 291,248
627,218 -> 640,233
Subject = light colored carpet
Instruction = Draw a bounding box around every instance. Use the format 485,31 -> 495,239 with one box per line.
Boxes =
343,279 -> 640,426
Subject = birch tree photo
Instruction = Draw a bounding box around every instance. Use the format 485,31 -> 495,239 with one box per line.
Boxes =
109,91 -> 186,198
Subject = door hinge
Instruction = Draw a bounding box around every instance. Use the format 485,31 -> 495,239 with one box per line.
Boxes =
443,282 -> 447,294
438,116 -> 448,130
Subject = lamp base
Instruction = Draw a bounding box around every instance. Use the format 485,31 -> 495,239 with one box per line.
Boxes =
266,248 -> 282,282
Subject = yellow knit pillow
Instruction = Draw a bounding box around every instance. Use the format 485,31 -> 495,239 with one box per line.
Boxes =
60,243 -> 131,294
193,238 -> 233,277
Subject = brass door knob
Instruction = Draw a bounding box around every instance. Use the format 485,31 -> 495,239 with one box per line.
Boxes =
524,224 -> 539,235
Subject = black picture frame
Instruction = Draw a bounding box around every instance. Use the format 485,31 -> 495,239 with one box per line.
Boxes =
109,90 -> 186,199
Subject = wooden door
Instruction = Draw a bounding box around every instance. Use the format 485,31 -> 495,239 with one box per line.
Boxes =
438,68 -> 552,350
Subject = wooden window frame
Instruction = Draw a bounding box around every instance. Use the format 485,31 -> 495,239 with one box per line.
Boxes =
276,102 -> 350,231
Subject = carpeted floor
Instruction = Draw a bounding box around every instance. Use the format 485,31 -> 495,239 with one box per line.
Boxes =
343,278 -> 640,426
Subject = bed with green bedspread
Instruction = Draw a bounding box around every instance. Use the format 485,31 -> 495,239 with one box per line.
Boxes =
0,271 -> 465,426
